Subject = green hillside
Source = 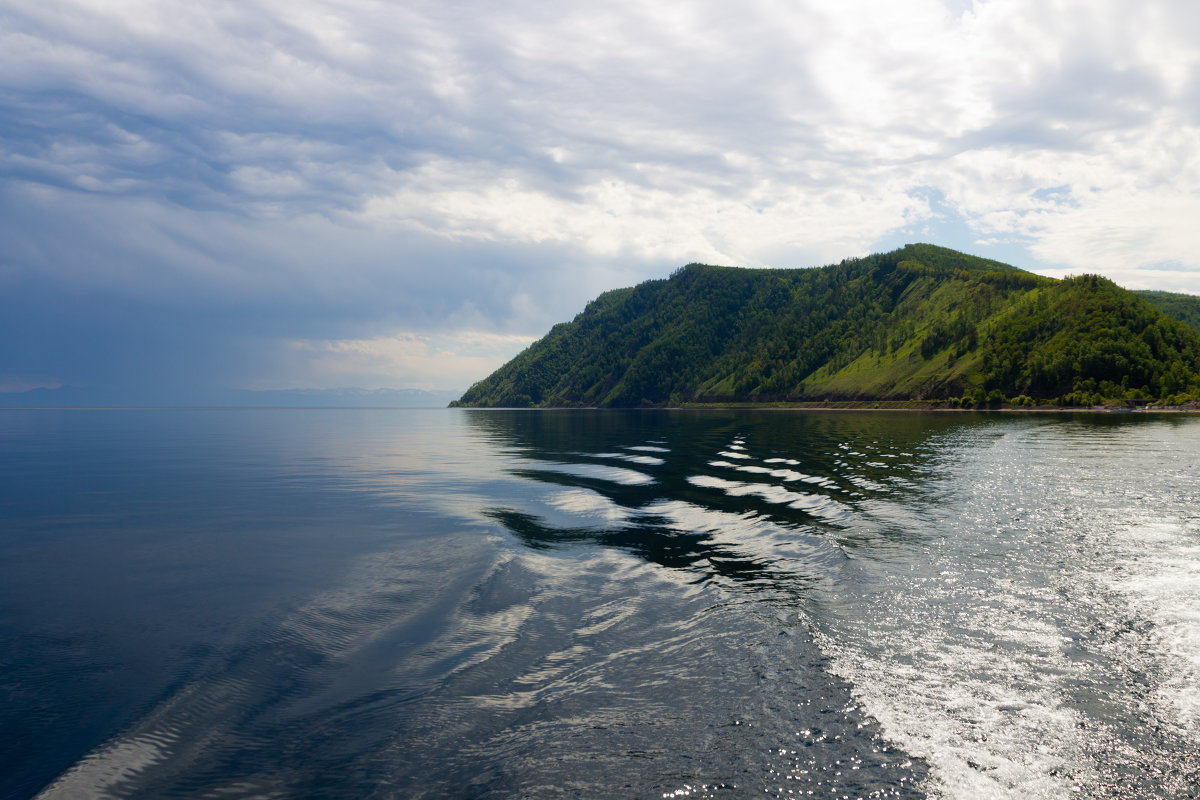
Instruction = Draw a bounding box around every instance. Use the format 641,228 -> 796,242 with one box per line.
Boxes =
454,244 -> 1200,408
1135,290 -> 1200,335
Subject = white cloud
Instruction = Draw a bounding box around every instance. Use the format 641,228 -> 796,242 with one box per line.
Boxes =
360,161 -> 926,267
911,109 -> 1200,288
256,331 -> 538,392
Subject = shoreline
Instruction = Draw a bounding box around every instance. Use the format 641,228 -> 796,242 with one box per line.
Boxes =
454,402 -> 1200,414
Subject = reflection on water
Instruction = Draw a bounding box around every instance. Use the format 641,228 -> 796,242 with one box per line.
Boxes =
464,410 -> 972,595
3,409 -> 1199,799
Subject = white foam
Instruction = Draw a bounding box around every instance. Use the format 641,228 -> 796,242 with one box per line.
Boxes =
1108,519 -> 1200,737
810,591 -> 1090,800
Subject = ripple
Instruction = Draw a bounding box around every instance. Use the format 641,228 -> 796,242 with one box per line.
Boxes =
530,461 -> 656,486
686,475 -> 849,521
36,730 -> 181,800
544,488 -> 632,524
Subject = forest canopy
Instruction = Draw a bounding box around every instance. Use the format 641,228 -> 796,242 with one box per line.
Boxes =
454,244 -> 1200,408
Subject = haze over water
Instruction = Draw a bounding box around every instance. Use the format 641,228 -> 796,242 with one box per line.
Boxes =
1,408 -> 1197,799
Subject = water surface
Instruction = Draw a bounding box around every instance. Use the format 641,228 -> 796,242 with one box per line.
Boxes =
1,408 -> 1197,798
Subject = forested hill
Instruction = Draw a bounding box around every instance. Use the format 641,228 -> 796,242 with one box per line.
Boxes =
1135,290 -> 1200,336
454,244 -> 1200,408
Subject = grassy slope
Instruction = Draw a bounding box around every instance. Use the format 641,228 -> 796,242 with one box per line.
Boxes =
799,268 -> 1031,398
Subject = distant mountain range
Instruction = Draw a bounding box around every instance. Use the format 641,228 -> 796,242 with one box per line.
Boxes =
455,244 -> 1200,408
0,386 -> 462,409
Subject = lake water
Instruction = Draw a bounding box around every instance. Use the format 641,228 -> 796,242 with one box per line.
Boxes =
1,408 -> 1198,799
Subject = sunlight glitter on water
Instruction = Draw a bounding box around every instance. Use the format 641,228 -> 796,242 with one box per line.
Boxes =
806,418 -> 1200,800
1108,519 -> 1200,738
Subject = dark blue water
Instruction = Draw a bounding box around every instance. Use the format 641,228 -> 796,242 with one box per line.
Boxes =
1,408 -> 1197,798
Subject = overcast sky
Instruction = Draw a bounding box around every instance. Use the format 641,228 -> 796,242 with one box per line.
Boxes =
3,0 -> 1200,399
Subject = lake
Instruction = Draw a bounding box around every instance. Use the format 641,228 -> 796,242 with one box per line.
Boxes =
1,408 -> 1198,799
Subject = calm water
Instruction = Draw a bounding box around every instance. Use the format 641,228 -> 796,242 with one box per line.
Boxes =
1,408 -> 1198,799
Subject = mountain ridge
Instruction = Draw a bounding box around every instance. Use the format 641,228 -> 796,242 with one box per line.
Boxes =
454,244 -> 1200,408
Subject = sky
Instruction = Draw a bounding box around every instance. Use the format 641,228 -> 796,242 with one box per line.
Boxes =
3,0 -> 1200,401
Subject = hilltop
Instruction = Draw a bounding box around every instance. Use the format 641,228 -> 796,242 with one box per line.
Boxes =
454,244 -> 1200,408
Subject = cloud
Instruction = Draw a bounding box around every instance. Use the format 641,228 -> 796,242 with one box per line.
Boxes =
2,0 -> 1199,397
358,160 -> 928,268
257,331 -> 539,392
